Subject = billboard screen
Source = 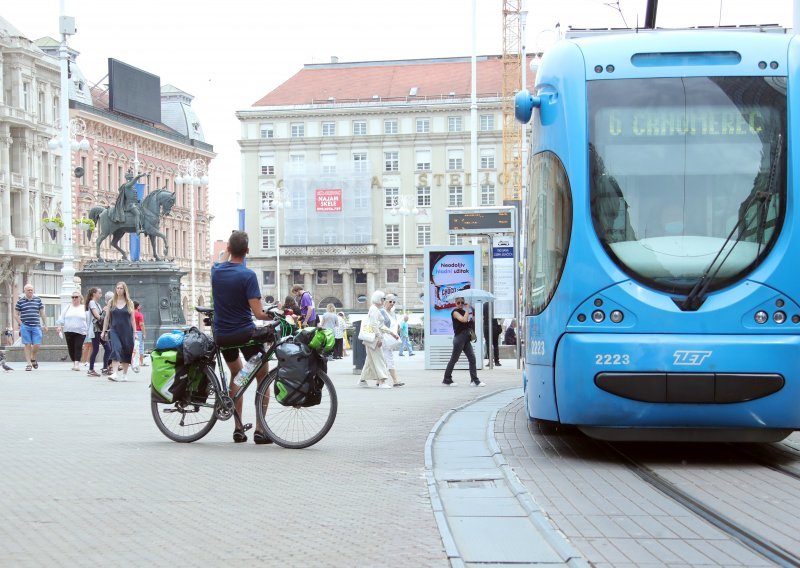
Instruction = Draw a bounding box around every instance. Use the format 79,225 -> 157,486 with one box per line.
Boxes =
428,250 -> 477,335
108,58 -> 161,124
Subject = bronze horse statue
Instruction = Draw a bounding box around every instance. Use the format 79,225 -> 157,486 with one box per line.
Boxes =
89,188 -> 176,261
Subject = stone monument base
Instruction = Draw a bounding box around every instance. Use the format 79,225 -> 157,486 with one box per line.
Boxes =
77,260 -> 187,352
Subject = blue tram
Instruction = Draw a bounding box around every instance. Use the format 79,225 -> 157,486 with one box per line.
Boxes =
515,30 -> 799,442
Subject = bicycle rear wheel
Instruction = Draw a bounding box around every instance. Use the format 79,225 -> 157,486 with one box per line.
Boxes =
151,368 -> 220,443
255,368 -> 337,449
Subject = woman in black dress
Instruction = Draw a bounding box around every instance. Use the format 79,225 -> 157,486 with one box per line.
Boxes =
101,281 -> 136,382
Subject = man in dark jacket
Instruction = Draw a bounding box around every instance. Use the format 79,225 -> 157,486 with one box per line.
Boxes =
483,302 -> 502,366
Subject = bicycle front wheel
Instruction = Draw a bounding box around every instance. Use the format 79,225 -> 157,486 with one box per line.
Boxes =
255,368 -> 337,449
150,368 -> 220,443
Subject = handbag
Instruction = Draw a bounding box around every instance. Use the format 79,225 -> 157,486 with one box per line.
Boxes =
468,328 -> 477,343
358,323 -> 376,344
383,333 -> 400,351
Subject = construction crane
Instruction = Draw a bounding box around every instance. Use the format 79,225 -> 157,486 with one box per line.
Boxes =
501,0 -> 523,204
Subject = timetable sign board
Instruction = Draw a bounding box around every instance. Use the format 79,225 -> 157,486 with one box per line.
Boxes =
447,207 -> 515,234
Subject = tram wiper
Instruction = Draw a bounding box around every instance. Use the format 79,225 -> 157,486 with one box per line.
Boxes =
679,135 -> 782,312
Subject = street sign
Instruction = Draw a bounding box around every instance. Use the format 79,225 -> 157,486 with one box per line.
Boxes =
447,207 -> 515,234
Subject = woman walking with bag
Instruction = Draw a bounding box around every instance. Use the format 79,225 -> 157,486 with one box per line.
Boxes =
359,290 -> 399,389
381,294 -> 404,387
101,281 -> 136,382
56,292 -> 88,371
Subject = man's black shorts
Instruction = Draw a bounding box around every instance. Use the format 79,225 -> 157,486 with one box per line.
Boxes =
215,329 -> 266,363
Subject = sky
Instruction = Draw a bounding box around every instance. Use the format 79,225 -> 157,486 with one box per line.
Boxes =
3,1 -> 792,243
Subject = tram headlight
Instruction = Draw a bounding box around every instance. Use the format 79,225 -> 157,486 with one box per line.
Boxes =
591,310 -> 605,323
754,310 -> 768,324
773,311 -> 786,324
609,310 -> 624,323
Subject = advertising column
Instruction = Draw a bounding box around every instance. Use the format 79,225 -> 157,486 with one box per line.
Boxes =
423,245 -> 482,370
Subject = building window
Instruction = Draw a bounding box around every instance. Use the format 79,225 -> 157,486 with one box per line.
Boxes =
417,186 -> 431,207
447,149 -> 464,171
449,185 -> 464,207
448,116 -> 463,132
384,151 -> 399,172
333,271 -> 343,284
38,91 -> 45,120
353,120 -> 367,135
449,234 -> 464,246
260,123 -> 274,138
321,152 -> 337,174
52,96 -> 59,125
292,270 -> 304,285
322,122 -> 336,136
316,270 -> 329,285
480,148 -> 495,169
354,269 -> 367,284
291,123 -> 305,138
384,119 -> 398,134
261,189 -> 275,211
415,149 -> 431,171
480,114 -> 494,131
23,82 -> 31,111
417,224 -> 431,246
387,268 -> 399,283
384,187 -> 399,208
352,152 -> 368,173
480,183 -> 496,206
80,156 -> 88,187
416,118 -> 430,133
386,224 -> 400,247
261,227 -> 275,249
263,270 -> 275,285
260,155 -> 275,176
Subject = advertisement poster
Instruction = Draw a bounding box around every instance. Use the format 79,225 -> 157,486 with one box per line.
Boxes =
315,189 -> 342,212
492,235 -> 515,319
428,250 -> 476,335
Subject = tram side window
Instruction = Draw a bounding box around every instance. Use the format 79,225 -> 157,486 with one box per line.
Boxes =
527,151 -> 572,315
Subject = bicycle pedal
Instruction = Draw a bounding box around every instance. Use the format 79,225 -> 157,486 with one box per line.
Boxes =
243,423 -> 253,432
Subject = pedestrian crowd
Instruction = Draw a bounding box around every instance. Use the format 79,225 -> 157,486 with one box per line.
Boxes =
12,281 -> 146,381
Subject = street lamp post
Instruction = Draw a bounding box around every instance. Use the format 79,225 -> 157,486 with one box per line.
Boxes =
54,4 -> 87,306
272,188 -> 290,303
176,158 -> 209,326
391,195 -> 418,313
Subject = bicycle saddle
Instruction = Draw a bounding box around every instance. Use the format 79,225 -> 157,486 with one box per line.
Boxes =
195,306 -> 214,315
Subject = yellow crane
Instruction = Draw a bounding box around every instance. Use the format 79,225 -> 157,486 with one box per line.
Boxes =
501,0 -> 523,204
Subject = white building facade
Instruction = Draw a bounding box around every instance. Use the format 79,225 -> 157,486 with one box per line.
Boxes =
237,56 -> 511,310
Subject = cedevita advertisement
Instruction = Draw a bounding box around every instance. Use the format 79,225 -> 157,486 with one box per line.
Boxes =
428,250 -> 475,335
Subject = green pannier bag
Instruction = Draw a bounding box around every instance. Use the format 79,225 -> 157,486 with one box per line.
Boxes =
151,349 -> 178,402
308,328 -> 335,354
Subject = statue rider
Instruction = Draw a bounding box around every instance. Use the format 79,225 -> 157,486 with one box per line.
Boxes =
113,171 -> 147,233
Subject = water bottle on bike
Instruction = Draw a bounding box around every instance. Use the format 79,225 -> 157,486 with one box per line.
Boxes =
233,352 -> 263,387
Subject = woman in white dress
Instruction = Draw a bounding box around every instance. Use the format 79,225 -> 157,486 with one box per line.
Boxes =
359,290 -> 399,389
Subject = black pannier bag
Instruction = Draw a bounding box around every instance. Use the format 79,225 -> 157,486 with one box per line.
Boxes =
274,341 -> 322,407
168,328 -> 214,404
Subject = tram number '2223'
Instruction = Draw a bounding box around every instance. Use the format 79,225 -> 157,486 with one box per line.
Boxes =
594,354 -> 631,365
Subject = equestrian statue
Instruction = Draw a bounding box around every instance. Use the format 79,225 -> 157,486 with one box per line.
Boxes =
89,176 -> 176,261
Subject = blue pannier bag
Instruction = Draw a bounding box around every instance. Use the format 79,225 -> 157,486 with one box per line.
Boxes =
156,330 -> 184,350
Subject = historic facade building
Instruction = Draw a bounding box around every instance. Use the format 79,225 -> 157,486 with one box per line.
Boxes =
237,55 -> 520,311
0,16 -> 214,332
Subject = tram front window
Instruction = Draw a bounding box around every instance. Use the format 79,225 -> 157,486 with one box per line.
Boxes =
589,76 -> 786,295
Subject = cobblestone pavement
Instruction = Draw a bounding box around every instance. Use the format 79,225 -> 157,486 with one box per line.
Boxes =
496,397 -> 800,567
0,355 -> 523,567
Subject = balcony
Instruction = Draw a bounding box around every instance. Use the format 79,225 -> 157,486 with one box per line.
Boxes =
281,243 -> 376,257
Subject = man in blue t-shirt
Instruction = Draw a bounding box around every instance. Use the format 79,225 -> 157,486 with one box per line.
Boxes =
211,230 -> 273,444
15,284 -> 47,371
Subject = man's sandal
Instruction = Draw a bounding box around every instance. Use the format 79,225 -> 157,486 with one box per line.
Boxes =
233,422 -> 252,443
31,360 -> 38,369
254,431 -> 273,445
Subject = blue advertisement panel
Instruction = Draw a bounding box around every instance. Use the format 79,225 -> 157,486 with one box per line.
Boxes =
428,250 -> 477,335
423,245 -> 482,370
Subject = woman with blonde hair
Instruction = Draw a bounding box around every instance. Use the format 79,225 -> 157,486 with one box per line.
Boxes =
101,281 -> 136,382
359,290 -> 399,389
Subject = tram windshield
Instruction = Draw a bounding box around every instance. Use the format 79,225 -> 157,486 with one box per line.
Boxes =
588,76 -> 786,295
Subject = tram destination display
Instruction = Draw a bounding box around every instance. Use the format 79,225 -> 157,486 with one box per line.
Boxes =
447,207 -> 515,234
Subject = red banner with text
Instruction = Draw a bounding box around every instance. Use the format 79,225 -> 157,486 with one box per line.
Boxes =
315,189 -> 342,212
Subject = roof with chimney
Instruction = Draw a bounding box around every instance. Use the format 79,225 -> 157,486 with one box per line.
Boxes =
253,55 -> 534,107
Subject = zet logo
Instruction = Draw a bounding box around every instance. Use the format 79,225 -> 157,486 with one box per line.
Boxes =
672,350 -> 712,366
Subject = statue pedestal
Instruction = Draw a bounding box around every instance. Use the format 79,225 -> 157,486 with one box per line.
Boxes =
77,260 -> 187,352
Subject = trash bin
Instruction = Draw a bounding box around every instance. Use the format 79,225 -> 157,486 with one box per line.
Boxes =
351,320 -> 366,374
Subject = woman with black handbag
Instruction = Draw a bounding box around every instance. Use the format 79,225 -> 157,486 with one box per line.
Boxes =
442,297 -> 484,387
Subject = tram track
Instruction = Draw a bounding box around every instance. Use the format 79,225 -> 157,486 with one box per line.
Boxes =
604,441 -> 800,568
